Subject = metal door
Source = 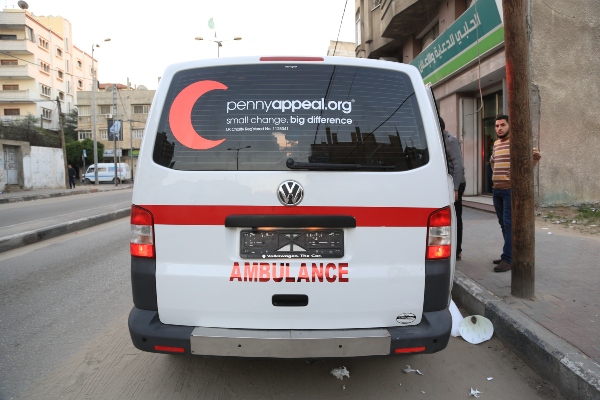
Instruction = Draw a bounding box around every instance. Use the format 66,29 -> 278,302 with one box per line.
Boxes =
3,146 -> 19,184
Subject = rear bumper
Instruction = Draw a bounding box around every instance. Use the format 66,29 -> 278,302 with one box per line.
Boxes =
128,307 -> 451,358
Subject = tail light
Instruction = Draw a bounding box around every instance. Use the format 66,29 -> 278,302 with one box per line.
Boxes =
426,206 -> 451,260
130,205 -> 155,258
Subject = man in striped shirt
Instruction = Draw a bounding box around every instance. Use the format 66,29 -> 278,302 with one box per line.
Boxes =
490,115 -> 541,272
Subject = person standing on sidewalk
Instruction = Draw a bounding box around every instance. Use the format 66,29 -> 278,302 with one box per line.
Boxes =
68,164 -> 76,189
490,115 -> 541,272
440,118 -> 466,260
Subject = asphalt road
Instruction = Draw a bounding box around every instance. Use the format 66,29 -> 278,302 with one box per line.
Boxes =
0,219 -> 564,400
0,189 -> 132,238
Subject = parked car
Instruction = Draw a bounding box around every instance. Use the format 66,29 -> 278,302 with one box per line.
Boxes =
83,163 -> 131,184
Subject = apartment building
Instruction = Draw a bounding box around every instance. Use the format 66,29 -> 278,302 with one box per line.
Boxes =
0,8 -> 95,131
356,0 -> 600,205
76,84 -> 155,176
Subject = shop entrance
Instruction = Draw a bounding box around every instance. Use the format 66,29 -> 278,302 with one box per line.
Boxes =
482,91 -> 504,194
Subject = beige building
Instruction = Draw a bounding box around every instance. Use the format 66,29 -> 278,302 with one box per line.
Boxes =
355,0 -> 600,205
327,40 -> 356,57
0,8 -> 95,131
76,84 -> 155,176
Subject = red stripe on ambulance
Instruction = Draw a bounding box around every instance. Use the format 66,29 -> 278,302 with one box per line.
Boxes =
230,262 -> 349,283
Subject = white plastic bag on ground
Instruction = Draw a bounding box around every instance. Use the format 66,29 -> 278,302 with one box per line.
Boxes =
459,315 -> 494,344
330,366 -> 350,380
449,300 -> 463,337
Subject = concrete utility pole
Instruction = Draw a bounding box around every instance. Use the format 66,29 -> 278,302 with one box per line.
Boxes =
56,97 -> 69,188
503,0 -> 535,298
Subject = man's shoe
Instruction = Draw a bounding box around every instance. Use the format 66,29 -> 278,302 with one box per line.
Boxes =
493,259 -> 502,264
494,260 -> 512,272
456,252 -> 462,260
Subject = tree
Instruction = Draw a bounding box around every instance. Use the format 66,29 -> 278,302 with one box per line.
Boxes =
64,108 -> 79,143
66,138 -> 104,172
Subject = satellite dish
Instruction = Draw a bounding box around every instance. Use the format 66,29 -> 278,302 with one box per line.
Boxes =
18,1 -> 29,10
137,85 -> 148,90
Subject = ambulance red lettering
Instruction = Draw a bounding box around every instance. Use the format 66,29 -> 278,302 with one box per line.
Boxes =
339,263 -> 349,282
326,263 -> 337,282
311,263 -> 324,282
297,263 -> 310,282
230,262 -> 242,281
285,264 -> 295,282
259,263 -> 270,282
229,262 -> 349,282
244,262 -> 259,282
272,263 -> 287,282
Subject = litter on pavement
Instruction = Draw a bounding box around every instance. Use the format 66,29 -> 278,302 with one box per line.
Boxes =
330,366 -> 350,380
450,300 -> 463,337
470,388 -> 482,397
403,365 -> 423,375
459,315 -> 494,344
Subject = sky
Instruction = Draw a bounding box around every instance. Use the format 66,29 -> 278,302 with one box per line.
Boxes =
11,0 -> 356,90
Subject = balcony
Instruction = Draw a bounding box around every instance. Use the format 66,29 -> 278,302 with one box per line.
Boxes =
368,0 -> 442,59
0,64 -> 37,79
0,39 -> 38,55
0,89 -> 39,102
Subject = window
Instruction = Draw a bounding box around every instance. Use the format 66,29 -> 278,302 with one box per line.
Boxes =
372,0 -> 382,9
41,108 -> 52,120
133,105 -> 150,114
422,24 -> 439,49
65,37 -> 69,50
0,34 -> 17,40
78,130 -> 92,140
41,84 -> 51,97
26,26 -> 34,42
38,36 -> 49,50
4,109 -> 20,116
78,105 -> 90,116
67,81 -> 71,94
66,59 -> 70,73
56,47 -> 63,58
57,69 -> 64,80
355,11 -> 361,47
100,105 -> 113,115
133,129 -> 144,139
100,129 -> 108,140
40,61 -> 50,74
153,64 -> 429,172
1,60 -> 17,65
2,85 -> 19,90
77,59 -> 82,69
78,79 -> 83,89
58,91 -> 65,101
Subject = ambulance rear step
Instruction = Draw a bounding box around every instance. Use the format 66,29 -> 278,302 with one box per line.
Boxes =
190,327 -> 390,358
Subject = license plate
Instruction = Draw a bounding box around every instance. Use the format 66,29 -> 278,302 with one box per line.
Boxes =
240,229 -> 344,259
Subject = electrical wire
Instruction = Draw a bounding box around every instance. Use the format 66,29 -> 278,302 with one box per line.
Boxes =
332,0 -> 349,56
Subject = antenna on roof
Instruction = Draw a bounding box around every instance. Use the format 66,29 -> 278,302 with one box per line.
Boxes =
18,0 -> 28,9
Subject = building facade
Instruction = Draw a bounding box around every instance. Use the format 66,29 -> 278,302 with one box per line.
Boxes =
76,85 -> 155,178
355,0 -> 600,205
0,8 -> 95,131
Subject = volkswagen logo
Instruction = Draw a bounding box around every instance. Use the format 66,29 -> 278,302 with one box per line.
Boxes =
277,180 -> 304,206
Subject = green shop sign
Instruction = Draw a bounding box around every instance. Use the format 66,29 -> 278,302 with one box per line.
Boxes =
411,0 -> 504,85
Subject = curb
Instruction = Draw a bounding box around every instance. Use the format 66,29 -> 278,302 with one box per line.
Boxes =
0,185 -> 132,204
452,271 -> 600,400
0,208 -> 130,254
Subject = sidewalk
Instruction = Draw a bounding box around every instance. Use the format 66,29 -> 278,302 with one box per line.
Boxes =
460,196 -> 600,400
0,182 -> 133,204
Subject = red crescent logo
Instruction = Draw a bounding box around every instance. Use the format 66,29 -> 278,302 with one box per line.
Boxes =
169,80 -> 227,150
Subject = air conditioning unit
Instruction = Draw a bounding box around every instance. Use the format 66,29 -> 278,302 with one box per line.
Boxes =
105,114 -> 113,119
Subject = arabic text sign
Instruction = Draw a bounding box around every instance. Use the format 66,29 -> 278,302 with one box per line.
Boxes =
411,0 -> 503,84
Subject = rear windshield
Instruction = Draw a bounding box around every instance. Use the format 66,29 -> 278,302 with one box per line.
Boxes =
153,63 -> 429,171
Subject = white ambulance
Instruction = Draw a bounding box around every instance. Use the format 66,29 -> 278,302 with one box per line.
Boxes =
129,56 -> 456,358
